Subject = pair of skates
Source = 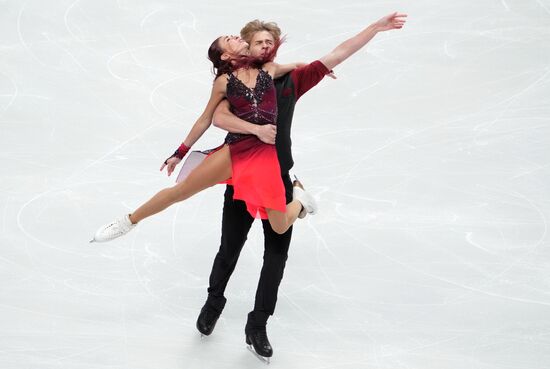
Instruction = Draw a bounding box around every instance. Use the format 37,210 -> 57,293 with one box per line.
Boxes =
197,305 -> 273,364
91,176 -> 317,243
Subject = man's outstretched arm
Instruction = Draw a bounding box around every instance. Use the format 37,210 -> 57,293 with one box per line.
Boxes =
319,12 -> 407,70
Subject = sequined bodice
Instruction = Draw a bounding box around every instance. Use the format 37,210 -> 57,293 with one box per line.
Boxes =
224,69 -> 277,144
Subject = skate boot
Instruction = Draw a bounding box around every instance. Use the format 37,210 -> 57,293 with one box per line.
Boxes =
292,176 -> 317,219
245,311 -> 272,364
196,301 -> 224,337
246,328 -> 273,364
90,214 -> 136,243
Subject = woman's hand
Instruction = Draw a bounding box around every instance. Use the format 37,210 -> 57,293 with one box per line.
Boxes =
160,156 -> 182,176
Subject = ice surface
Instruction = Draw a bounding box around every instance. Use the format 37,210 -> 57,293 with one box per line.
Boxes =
1,1 -> 550,368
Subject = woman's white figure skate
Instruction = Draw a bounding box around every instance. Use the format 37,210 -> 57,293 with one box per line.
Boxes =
292,176 -> 318,219
90,214 -> 136,243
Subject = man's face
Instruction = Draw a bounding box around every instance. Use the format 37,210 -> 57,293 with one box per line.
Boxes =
247,30 -> 275,58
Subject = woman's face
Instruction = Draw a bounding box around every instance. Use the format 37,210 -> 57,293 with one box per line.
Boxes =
220,35 -> 249,56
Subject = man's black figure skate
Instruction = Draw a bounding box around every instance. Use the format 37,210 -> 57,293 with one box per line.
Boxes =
246,328 -> 273,364
196,304 -> 221,337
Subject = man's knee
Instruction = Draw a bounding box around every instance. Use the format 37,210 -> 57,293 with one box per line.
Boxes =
263,248 -> 288,266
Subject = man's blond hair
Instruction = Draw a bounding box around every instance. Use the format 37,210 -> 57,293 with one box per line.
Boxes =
240,20 -> 281,44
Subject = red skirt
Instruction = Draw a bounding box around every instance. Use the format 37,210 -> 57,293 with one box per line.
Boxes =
223,136 -> 286,219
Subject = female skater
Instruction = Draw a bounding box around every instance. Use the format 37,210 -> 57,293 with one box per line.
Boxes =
92,35 -> 316,242
91,12 -> 408,243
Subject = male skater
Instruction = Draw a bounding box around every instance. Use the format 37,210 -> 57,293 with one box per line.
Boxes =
197,13 -> 407,361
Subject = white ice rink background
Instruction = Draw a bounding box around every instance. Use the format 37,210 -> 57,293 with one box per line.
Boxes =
1,0 -> 550,368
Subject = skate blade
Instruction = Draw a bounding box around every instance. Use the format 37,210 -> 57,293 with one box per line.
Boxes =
247,345 -> 270,365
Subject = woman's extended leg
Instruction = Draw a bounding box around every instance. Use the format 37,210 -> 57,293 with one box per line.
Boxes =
130,146 -> 232,223
92,146 -> 232,242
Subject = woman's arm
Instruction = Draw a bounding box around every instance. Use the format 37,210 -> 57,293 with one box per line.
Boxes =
180,76 -> 227,147
160,76 -> 227,175
319,12 -> 407,71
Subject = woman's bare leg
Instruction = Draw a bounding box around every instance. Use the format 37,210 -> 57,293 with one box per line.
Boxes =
265,200 -> 303,235
129,146 -> 232,223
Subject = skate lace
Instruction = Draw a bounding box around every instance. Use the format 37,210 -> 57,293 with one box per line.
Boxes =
204,308 -> 219,321
105,219 -> 131,236
253,329 -> 269,346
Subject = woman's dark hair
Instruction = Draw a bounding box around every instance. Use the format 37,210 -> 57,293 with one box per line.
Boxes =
207,37 -> 234,78
207,36 -> 284,79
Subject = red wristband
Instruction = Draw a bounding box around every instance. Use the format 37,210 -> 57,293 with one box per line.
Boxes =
174,143 -> 191,159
